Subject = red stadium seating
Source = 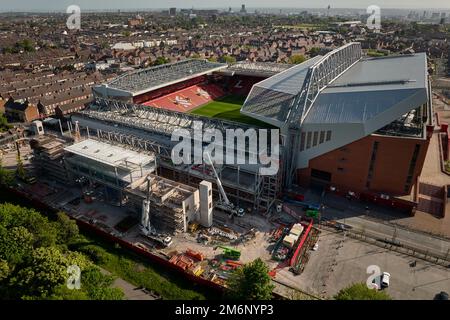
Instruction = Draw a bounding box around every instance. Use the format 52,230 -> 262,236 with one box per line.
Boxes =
142,82 -> 225,113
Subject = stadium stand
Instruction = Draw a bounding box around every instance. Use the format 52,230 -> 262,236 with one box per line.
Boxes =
143,83 -> 225,112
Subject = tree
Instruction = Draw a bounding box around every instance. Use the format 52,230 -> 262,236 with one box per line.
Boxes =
288,54 -> 307,64
0,225 -> 33,265
0,161 -> 14,186
0,203 -> 58,248
80,267 -> 124,300
16,153 -> 26,180
220,55 -> 236,64
10,246 -> 90,298
309,47 -> 321,57
152,56 -> 170,66
55,212 -> 79,244
227,258 -> 274,300
0,203 -> 125,300
0,114 -> 11,132
334,283 -> 392,300
49,267 -> 124,300
0,259 -> 10,281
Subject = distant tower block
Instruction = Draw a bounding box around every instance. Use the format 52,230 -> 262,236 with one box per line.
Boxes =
199,180 -> 213,228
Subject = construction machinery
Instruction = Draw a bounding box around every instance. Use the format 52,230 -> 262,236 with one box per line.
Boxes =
215,246 -> 241,260
140,176 -> 173,247
204,152 -> 244,218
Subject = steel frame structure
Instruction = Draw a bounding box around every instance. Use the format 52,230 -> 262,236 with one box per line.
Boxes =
287,42 -> 363,128
107,59 -> 227,94
285,42 -> 363,188
75,98 -> 281,213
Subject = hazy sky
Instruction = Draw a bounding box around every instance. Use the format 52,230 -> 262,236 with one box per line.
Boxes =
1,0 -> 449,12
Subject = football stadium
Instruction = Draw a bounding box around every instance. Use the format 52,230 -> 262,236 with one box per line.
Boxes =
77,42 -> 432,214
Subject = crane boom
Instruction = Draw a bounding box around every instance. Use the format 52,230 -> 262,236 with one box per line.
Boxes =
205,152 -> 231,206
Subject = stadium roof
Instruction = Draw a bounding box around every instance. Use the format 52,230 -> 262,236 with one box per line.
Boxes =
240,56 -> 323,127
303,54 -> 428,126
93,59 -> 227,97
242,51 -> 428,131
222,61 -> 293,78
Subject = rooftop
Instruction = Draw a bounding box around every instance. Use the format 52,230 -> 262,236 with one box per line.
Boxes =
95,59 -> 227,97
64,139 -> 155,169
242,47 -> 429,132
304,53 -> 428,125
240,56 -> 323,127
223,61 -> 293,78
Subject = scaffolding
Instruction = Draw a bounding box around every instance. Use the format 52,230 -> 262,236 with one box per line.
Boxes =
126,174 -> 198,234
30,135 -> 69,184
73,97 -> 281,213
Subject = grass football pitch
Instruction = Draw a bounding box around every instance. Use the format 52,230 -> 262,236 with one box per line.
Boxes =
190,95 -> 269,127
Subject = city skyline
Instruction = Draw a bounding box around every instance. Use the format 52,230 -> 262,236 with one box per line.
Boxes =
1,0 -> 450,12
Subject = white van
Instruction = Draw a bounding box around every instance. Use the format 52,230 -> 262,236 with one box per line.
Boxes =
381,272 -> 390,288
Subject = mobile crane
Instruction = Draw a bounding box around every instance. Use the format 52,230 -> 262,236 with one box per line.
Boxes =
204,152 -> 245,218
140,176 -> 173,247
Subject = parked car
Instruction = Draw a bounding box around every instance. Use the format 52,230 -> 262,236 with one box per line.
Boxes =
381,272 -> 390,288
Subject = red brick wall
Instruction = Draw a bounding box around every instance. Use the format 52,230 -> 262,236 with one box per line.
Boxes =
297,134 -> 430,197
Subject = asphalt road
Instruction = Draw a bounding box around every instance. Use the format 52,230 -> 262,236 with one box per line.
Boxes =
322,202 -> 450,260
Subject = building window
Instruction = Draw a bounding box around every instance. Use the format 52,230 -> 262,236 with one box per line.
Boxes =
306,132 -> 312,149
313,131 -> 319,147
300,132 -> 306,151
326,130 -> 332,141
319,131 -> 325,144
366,141 -> 379,188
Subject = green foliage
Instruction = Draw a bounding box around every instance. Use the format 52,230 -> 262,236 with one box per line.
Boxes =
0,203 -> 124,300
55,212 -> 79,244
0,113 -> 11,132
288,54 -> 307,64
220,55 -> 237,64
11,246 -> 89,297
0,161 -> 14,186
16,154 -> 26,180
0,259 -> 10,281
227,258 -> 274,300
334,283 -> 392,300
75,239 -> 208,300
367,49 -> 387,57
152,56 -> 170,66
309,47 -> 321,57
0,203 -> 58,248
0,225 -> 33,265
80,267 -> 124,300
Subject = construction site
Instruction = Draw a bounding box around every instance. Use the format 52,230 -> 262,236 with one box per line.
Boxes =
8,42 -> 444,297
